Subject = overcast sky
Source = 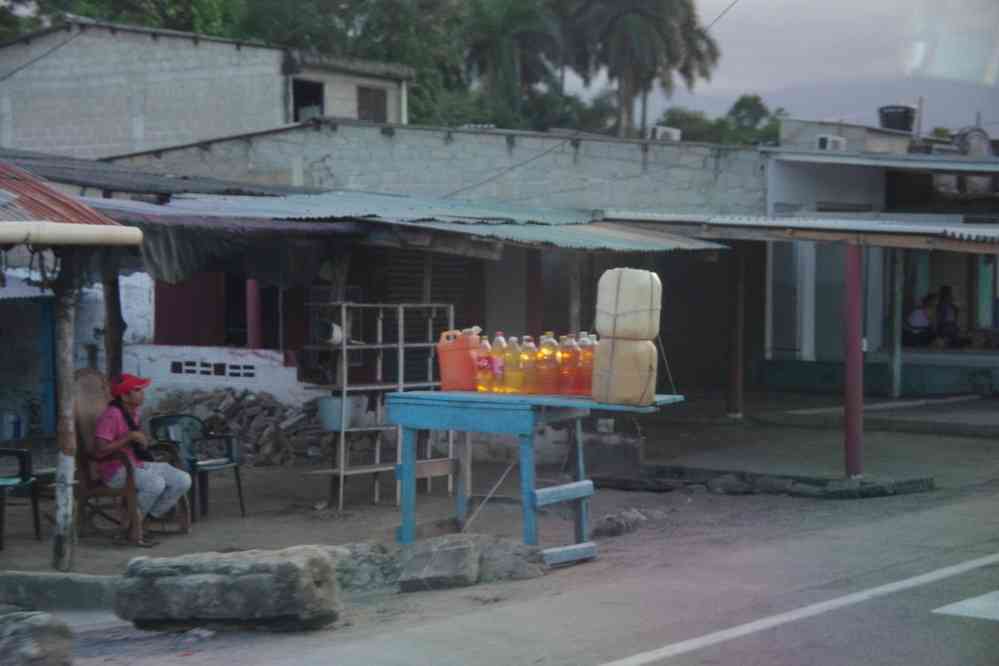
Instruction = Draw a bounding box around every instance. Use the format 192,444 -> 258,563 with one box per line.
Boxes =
568,0 -> 999,130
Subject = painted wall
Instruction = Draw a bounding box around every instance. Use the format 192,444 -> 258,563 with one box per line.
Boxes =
766,160 -> 887,361
780,119 -> 911,155
74,272 -> 156,369
0,299 -> 52,438
298,68 -> 403,125
112,121 -> 767,214
124,344 -> 329,412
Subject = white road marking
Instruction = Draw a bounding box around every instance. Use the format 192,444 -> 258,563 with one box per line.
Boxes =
934,591 -> 999,621
602,551 -> 999,666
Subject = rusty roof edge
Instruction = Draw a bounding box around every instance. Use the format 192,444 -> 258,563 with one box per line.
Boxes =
603,210 -> 999,243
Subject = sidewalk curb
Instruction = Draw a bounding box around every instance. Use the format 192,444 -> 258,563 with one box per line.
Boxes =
642,465 -> 936,500
750,412 -> 999,439
0,572 -> 120,611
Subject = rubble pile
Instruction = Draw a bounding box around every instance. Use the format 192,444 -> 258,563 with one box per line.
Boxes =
147,389 -> 349,467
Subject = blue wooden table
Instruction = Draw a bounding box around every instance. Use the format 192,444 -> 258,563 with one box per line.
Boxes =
386,391 -> 684,566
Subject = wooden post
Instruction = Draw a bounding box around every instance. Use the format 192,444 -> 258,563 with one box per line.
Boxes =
844,244 -> 864,477
245,279 -> 262,349
102,249 -> 125,381
52,249 -> 80,571
568,252 -> 581,333
727,245 -> 746,419
891,249 -> 904,399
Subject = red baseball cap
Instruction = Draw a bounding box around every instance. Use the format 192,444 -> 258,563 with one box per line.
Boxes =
111,373 -> 151,398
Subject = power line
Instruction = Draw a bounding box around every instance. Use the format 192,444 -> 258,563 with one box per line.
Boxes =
0,31 -> 82,84
443,139 -> 570,199
706,0 -> 745,31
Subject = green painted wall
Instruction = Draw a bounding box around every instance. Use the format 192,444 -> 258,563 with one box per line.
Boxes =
761,359 -> 998,397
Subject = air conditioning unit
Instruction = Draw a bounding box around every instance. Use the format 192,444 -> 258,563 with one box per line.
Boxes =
650,126 -> 682,142
815,134 -> 847,151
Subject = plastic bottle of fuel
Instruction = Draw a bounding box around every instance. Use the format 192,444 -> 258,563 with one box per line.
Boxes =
476,338 -> 493,393
490,332 -> 508,393
576,331 -> 595,396
536,332 -> 561,395
521,336 -> 538,394
559,334 -> 581,395
504,337 -> 525,394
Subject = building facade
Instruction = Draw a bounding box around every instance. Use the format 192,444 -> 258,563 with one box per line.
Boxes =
0,18 -> 413,158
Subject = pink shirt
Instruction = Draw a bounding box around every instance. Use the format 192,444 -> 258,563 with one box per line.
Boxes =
94,404 -> 143,482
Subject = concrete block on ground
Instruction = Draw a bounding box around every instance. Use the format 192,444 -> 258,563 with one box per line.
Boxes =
475,536 -> 546,583
325,543 -> 402,595
752,476 -> 795,494
788,482 -> 826,498
707,474 -> 755,495
398,535 -> 480,593
0,611 -> 73,666
0,572 -> 119,611
592,508 -> 649,538
114,545 -> 339,631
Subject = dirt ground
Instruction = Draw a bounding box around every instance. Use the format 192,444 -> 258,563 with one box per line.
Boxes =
4,406 -> 999,576
1,457 -> 724,576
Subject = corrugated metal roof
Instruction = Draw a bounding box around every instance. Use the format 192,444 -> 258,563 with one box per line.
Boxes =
82,191 -> 723,253
604,210 -> 999,245
0,275 -> 52,301
397,219 -> 725,251
763,148 -> 999,173
122,191 -> 601,226
0,147 -> 317,197
0,162 -> 119,226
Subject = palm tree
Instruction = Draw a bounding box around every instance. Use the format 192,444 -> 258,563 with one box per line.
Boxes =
579,0 -> 719,137
465,0 -> 560,125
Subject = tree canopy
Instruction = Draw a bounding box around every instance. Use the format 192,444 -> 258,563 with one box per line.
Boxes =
658,94 -> 788,145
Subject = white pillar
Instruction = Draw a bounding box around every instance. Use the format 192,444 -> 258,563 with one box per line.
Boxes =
400,80 -> 409,125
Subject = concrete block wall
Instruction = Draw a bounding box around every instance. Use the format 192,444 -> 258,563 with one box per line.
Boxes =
0,26 -> 286,158
114,122 -> 767,214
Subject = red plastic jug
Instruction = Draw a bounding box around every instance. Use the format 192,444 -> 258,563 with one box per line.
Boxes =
437,329 -> 480,391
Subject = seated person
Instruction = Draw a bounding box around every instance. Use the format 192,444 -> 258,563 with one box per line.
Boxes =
94,374 -> 191,545
936,285 -> 964,347
904,294 -> 939,347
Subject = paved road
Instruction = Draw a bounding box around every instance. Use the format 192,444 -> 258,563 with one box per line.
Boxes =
71,483 -> 999,665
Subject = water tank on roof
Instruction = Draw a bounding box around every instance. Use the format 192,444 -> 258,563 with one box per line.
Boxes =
878,105 -> 916,132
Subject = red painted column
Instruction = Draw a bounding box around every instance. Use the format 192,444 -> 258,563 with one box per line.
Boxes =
246,279 -> 263,349
843,244 -> 864,477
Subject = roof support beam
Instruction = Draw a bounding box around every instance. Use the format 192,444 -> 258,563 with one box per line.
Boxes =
364,229 -> 503,261
626,223 -> 999,255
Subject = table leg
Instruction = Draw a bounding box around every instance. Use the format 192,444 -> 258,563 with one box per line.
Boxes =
519,433 -> 537,546
455,432 -> 471,530
574,418 -> 589,544
398,426 -> 418,544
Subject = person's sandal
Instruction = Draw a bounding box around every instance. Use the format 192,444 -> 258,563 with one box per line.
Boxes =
112,531 -> 159,548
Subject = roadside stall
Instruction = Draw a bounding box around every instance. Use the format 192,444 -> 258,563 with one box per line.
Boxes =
388,268 -> 686,566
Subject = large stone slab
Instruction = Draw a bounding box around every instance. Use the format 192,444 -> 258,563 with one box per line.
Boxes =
114,546 -> 339,631
0,611 -> 73,666
325,543 -> 402,595
475,536 -> 546,583
398,535 -> 480,593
